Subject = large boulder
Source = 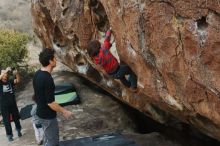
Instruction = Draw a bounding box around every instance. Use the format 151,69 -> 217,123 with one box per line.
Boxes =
31,0 -> 220,140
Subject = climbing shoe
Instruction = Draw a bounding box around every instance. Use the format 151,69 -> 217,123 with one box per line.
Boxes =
129,87 -> 139,93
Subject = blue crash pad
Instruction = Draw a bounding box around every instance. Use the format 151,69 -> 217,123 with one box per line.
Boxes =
60,133 -> 139,146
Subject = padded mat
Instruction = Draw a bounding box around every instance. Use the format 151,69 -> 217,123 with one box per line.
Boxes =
20,83 -> 80,120
19,104 -> 34,120
60,133 -> 138,146
55,92 -> 80,106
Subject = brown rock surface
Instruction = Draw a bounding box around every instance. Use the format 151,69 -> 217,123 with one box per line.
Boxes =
31,0 -> 220,140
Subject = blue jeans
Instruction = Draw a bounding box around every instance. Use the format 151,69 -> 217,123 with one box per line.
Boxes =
39,117 -> 59,146
109,64 -> 137,88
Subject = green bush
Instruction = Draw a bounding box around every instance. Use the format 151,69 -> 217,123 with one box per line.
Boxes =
0,28 -> 29,69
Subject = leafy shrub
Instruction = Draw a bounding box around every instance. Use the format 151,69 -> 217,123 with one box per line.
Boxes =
0,28 -> 29,69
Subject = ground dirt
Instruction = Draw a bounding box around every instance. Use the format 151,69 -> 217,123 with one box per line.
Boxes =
0,71 -> 180,146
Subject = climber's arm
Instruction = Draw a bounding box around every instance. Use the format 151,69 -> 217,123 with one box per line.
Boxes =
103,29 -> 112,50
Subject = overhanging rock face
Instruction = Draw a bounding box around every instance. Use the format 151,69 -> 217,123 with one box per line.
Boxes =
31,0 -> 220,140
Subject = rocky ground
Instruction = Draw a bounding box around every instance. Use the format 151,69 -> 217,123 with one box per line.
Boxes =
0,70 -> 181,146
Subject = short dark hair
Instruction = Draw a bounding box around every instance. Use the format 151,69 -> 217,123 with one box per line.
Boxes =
87,40 -> 101,57
39,48 -> 55,67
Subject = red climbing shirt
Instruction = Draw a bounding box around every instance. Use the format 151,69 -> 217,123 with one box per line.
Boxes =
93,30 -> 119,74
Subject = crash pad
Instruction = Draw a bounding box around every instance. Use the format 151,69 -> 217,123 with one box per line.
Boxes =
20,83 -> 80,120
59,133 -> 138,146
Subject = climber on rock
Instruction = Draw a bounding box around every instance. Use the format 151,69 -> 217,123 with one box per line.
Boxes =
87,28 -> 138,92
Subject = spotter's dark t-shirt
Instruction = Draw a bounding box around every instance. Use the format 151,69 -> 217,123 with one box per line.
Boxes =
33,70 -> 56,119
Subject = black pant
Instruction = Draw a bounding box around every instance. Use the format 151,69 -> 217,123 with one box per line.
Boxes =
109,64 -> 137,88
1,105 -> 21,136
